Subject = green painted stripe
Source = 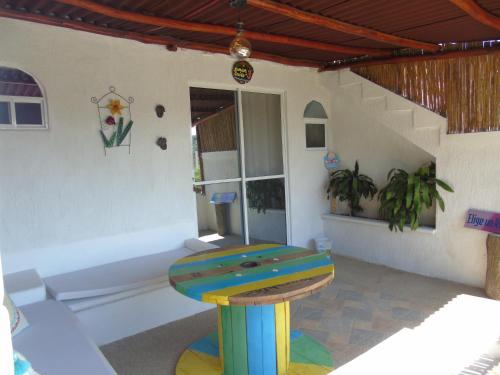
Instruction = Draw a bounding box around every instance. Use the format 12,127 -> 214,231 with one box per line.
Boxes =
222,306 -> 249,375
169,246 -> 306,276
290,334 -> 333,368
221,306 -> 234,375
231,305 -> 248,375
177,253 -> 330,289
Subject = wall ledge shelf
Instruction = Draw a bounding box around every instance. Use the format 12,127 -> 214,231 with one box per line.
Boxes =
322,213 -> 436,235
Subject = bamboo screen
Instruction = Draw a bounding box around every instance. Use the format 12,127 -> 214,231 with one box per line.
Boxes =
352,53 -> 500,134
197,106 -> 237,152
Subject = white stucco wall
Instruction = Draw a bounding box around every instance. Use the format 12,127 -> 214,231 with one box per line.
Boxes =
0,18 -> 331,276
325,89 -> 435,224
320,71 -> 500,287
0,256 -> 14,375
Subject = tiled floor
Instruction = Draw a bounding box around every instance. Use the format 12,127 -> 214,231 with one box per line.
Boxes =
290,255 -> 485,367
102,254 -> 485,374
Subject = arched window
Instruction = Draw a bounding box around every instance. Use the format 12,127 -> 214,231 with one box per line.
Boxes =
0,67 -> 47,130
304,100 -> 327,150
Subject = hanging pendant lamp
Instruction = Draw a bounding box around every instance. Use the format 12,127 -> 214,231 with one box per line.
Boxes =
229,21 -> 252,58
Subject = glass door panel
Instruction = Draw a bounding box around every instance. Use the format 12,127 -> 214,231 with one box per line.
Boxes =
190,88 -> 240,182
241,92 -> 283,178
191,88 -> 288,246
246,178 -> 287,244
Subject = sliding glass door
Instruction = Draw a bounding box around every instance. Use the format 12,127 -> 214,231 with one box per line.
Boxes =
240,91 -> 287,244
191,87 -> 288,247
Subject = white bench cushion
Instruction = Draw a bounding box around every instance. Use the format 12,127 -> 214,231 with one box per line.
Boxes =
13,300 -> 116,375
44,248 -> 193,301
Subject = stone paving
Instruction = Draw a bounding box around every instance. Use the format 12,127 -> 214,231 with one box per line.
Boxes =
102,254 -> 485,374
291,254 -> 485,367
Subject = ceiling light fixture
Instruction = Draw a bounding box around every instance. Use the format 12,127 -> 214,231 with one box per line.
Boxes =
229,22 -> 252,58
229,0 -> 251,59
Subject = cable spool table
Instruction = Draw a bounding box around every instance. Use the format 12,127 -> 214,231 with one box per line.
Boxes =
169,244 -> 335,375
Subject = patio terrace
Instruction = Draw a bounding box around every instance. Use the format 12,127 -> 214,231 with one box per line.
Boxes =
1,1 -> 500,374
102,255 -> 490,374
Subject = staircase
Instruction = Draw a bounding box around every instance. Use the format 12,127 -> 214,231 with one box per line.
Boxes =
332,69 -> 447,156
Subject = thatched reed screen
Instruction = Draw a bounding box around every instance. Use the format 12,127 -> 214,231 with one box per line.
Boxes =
197,106 -> 237,152
352,53 -> 500,134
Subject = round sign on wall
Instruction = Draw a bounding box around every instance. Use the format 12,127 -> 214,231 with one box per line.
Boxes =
232,60 -> 254,84
324,152 -> 340,170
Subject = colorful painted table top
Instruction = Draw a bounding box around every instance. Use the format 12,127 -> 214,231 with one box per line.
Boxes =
169,244 -> 335,306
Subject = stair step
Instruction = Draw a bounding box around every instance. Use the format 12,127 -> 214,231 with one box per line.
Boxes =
361,96 -> 387,111
338,69 -> 361,85
335,69 -> 444,156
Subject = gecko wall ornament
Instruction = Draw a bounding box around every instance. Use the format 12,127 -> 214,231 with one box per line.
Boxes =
91,86 -> 134,155
156,137 -> 167,150
155,104 -> 165,118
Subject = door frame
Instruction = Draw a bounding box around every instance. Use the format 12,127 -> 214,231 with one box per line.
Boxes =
188,81 -> 292,245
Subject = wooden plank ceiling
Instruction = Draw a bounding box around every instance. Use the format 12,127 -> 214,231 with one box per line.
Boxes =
0,0 -> 499,70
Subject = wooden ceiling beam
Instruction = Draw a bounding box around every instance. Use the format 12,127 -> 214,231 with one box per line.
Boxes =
182,0 -> 220,20
0,8 -> 323,68
52,0 -> 392,57
319,46 -> 500,72
246,0 -> 440,52
177,41 -> 323,68
0,9 -> 179,46
449,0 -> 500,31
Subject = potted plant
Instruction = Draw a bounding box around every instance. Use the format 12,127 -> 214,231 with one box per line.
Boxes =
327,161 -> 377,216
247,179 -> 285,214
378,161 -> 454,232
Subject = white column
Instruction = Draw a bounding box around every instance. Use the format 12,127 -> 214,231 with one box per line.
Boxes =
0,254 -> 14,375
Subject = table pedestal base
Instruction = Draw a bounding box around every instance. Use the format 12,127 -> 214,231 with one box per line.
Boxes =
175,330 -> 333,375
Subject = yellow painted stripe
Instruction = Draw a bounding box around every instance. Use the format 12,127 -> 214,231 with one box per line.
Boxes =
175,244 -> 279,265
202,264 -> 334,305
175,349 -> 221,375
285,301 -> 290,367
288,362 -> 332,375
217,305 -> 224,372
275,302 -> 290,374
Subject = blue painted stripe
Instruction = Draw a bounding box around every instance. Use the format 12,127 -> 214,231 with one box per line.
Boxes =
261,305 -> 277,374
170,245 -> 292,271
246,305 -> 277,375
180,257 -> 331,300
246,306 -> 264,375
189,333 -> 219,357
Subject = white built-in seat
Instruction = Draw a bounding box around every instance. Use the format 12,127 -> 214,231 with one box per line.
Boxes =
13,300 -> 116,375
4,269 -> 46,307
43,239 -> 218,345
45,247 -> 193,301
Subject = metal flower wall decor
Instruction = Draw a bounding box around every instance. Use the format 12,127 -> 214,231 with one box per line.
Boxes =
91,86 -> 134,155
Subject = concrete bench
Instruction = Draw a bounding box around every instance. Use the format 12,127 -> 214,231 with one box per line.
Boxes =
4,269 -> 115,375
14,300 -> 117,375
43,239 -> 217,345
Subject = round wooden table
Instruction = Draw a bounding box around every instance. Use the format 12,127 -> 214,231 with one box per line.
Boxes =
169,243 -> 335,375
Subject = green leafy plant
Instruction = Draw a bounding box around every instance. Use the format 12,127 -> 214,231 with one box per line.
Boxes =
247,179 -> 285,214
327,161 -> 377,216
378,161 -> 454,232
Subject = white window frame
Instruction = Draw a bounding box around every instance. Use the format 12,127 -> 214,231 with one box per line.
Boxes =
0,95 -> 47,130
304,117 -> 327,151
